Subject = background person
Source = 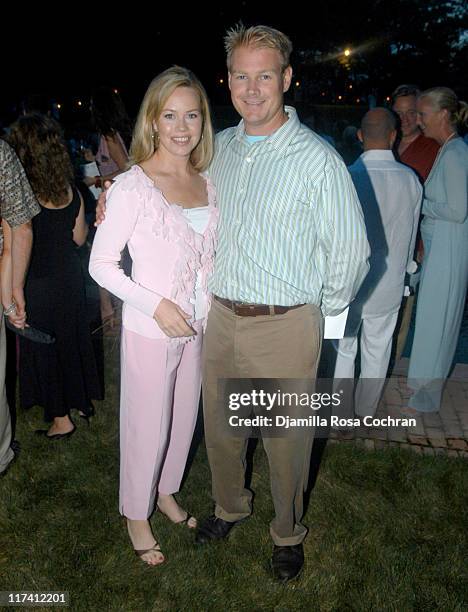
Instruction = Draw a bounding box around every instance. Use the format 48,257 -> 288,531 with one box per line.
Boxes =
404,87 -> 468,414
333,108 -> 422,418
8,113 -> 102,438
391,84 -> 440,361
392,84 -> 439,183
0,139 -> 40,475
88,87 -> 132,333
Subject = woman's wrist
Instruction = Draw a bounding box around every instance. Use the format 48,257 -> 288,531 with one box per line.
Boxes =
3,300 -> 16,316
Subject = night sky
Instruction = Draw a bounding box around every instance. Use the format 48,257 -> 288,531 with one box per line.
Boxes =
2,2 -> 467,121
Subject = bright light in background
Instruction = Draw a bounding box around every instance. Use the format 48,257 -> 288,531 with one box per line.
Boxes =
349,84 -> 353,89
386,96 -> 391,101
114,89 -> 118,94
219,79 -> 224,84
338,95 -> 342,100
295,81 -> 300,87
57,104 -> 61,109
77,101 -> 82,106
344,48 -> 351,57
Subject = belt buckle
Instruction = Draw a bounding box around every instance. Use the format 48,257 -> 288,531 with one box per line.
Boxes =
235,303 -> 256,316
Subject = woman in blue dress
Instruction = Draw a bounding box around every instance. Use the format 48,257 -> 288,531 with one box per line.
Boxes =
405,87 -> 468,413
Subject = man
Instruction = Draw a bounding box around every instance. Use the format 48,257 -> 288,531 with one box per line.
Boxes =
392,84 -> 439,183
196,25 -> 369,582
333,109 -> 422,417
391,84 -> 439,360
0,139 -> 40,476
95,25 -> 369,582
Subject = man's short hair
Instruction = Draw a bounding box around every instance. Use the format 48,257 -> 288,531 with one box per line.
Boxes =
361,108 -> 397,141
224,24 -> 292,72
392,84 -> 420,103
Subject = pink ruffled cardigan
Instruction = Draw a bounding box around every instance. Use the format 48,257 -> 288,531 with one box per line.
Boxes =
89,165 -> 218,343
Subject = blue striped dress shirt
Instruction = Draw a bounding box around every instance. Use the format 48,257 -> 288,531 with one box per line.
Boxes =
208,106 -> 370,316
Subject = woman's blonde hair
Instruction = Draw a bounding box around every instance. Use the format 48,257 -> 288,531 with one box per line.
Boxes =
224,24 -> 293,72
419,87 -> 468,129
129,66 -> 214,172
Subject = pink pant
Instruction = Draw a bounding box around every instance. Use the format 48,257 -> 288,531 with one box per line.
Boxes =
119,322 -> 202,519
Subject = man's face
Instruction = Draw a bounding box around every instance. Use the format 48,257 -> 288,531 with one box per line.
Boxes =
392,95 -> 419,138
228,45 -> 292,136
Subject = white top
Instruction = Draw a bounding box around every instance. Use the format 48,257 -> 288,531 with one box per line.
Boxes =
182,206 -> 210,320
348,150 -> 423,317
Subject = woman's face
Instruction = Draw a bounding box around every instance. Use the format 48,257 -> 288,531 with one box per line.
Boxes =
416,98 -> 445,141
153,86 -> 203,159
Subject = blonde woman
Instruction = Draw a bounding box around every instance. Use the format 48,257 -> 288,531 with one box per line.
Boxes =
405,87 -> 468,414
89,67 -> 217,566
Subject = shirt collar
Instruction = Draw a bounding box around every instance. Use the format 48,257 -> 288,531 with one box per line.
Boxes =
359,149 -> 395,161
234,105 -> 301,155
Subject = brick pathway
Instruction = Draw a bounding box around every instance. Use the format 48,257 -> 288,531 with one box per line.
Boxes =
329,359 -> 468,458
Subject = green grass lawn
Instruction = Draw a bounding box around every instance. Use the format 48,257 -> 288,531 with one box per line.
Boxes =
1,341 -> 467,612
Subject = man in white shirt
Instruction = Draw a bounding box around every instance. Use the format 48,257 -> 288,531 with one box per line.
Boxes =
333,108 -> 422,418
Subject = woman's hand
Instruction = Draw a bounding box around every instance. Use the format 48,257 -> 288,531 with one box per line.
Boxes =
2,301 -> 27,329
153,298 -> 195,338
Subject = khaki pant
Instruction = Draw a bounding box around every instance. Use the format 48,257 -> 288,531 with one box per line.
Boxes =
202,299 -> 322,546
0,307 -> 13,474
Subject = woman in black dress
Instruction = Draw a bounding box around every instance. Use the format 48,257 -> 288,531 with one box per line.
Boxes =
8,113 -> 101,438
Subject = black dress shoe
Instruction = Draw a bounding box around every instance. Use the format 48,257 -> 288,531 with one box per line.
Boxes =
10,439 -> 21,455
271,543 -> 304,583
195,515 -> 242,544
35,426 -> 76,440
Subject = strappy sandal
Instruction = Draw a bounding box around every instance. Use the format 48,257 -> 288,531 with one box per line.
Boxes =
173,512 -> 197,529
134,542 -> 165,566
157,504 -> 197,529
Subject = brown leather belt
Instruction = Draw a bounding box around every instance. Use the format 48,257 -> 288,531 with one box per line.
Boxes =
214,295 -> 305,317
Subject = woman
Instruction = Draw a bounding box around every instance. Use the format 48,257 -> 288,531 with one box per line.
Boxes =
405,87 -> 468,413
89,67 -> 217,566
87,87 -> 132,331
88,86 -> 132,186
8,114 -> 102,437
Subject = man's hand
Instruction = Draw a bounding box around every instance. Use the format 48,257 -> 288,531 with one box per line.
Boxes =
94,180 -> 112,226
153,298 -> 195,338
416,244 -> 424,264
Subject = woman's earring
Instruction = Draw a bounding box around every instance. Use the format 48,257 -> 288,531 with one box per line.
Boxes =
152,131 -> 159,147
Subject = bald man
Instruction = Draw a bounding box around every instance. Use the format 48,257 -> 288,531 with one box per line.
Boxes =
333,108 -> 422,418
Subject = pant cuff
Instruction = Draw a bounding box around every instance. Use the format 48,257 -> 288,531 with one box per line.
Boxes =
0,448 -> 14,473
270,524 -> 308,546
215,504 -> 251,523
